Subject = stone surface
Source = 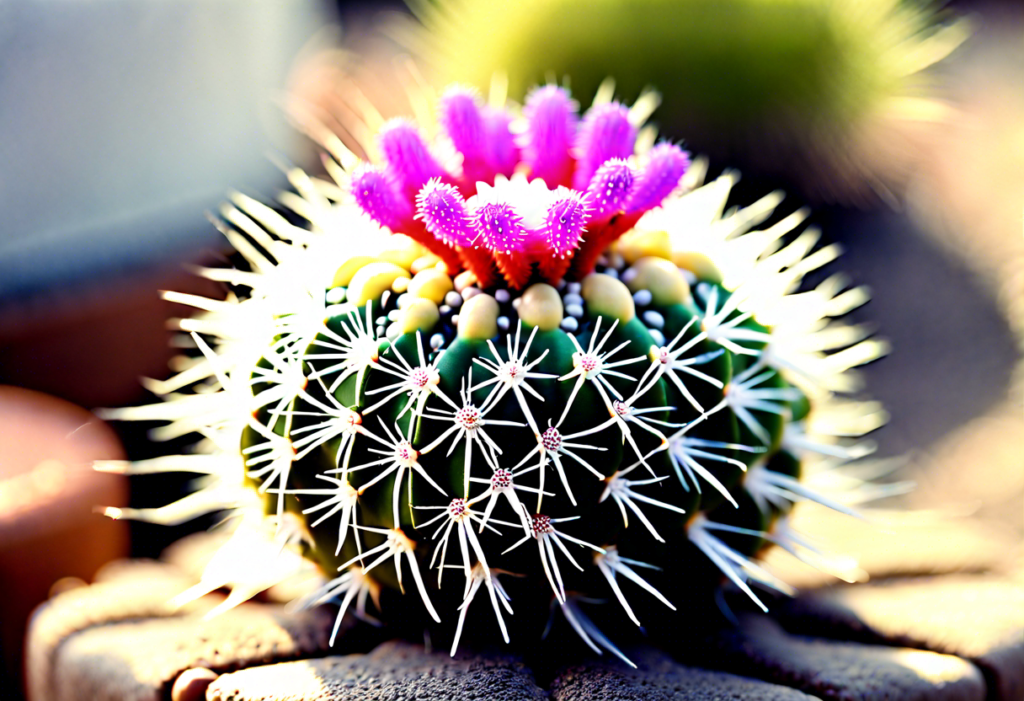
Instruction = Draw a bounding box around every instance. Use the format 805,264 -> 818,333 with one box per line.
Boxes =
26,560 -> 193,701
206,640 -> 548,701
695,614 -> 987,701
777,575 -> 1024,701
24,529 -> 1024,701
51,602 -> 333,701
551,647 -> 818,700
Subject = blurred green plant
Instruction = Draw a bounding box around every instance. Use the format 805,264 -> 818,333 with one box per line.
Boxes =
397,0 -> 968,198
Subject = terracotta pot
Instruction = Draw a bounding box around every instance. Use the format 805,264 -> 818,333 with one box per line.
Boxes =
0,386 -> 128,697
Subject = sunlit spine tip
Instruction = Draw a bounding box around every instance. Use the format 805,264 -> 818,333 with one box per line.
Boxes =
92,460 -> 128,474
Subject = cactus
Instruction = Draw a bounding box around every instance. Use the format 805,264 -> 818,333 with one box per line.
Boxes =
99,82 -> 892,663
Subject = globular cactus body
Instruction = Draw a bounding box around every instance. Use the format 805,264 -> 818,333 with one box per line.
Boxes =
101,82 -> 889,662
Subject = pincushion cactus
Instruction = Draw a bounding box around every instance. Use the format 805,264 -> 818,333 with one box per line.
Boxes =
99,82 -> 891,664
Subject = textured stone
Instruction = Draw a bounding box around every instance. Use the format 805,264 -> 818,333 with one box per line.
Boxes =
26,560 -> 194,701
777,575 -> 1024,701
551,647 -> 818,700
50,602 -> 334,701
697,614 -> 986,701
26,545 -> 1024,701
206,640 -> 548,701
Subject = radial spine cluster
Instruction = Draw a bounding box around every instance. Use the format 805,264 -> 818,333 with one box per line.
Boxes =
99,80 -> 892,664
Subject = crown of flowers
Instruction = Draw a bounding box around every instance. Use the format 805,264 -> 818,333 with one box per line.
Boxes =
95,77 -> 898,665
350,85 -> 689,288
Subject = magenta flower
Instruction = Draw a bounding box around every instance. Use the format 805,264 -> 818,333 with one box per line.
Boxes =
349,85 -> 690,289
626,143 -> 691,214
521,85 -> 578,189
378,119 -> 449,199
415,180 -> 477,249
571,101 -> 636,191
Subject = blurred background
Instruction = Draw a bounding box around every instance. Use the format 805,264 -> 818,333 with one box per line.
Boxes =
1,0 -> 1021,698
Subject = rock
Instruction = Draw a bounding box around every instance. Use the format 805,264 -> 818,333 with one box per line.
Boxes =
551,647 -> 817,700
776,574 -> 1024,701
49,603 -> 334,701
27,557 -> 340,701
206,640 -> 548,701
26,560 -> 194,701
24,538 -> 1023,701
693,614 -> 987,701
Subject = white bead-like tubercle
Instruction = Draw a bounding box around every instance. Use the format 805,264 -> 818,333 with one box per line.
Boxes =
407,268 -> 454,304
581,273 -> 636,322
625,256 -> 690,306
458,293 -> 500,340
347,261 -> 411,306
518,283 -> 564,331
399,298 -> 440,333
